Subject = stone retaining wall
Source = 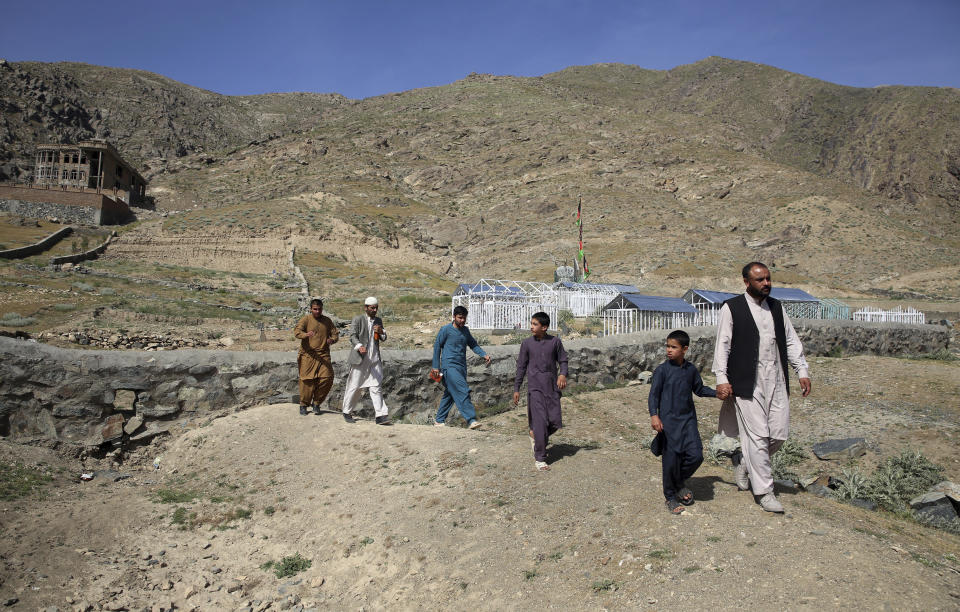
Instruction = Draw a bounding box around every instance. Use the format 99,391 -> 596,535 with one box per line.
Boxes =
0,320 -> 949,447
0,225 -> 72,259
0,185 -> 130,225
50,232 -> 116,265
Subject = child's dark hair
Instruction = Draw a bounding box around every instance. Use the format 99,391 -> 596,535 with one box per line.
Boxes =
531,311 -> 550,328
453,305 -> 468,317
667,329 -> 690,347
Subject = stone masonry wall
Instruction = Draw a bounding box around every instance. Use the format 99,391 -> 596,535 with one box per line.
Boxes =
1,197 -> 100,225
0,320 -> 949,448
0,225 -> 72,259
0,185 -> 130,225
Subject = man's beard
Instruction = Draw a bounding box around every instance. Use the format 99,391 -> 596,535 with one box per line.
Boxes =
746,285 -> 770,299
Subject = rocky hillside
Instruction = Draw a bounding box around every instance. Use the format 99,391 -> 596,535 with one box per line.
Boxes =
1,57 -> 958,296
0,59 -> 345,177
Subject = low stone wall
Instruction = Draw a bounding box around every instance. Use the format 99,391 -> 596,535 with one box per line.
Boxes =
0,226 -> 73,259
50,232 -> 116,265
0,320 -> 949,447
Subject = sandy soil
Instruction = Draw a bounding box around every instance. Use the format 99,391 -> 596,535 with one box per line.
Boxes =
1,355 -> 959,610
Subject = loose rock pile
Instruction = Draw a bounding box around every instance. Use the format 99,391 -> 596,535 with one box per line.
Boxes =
38,330 -> 214,350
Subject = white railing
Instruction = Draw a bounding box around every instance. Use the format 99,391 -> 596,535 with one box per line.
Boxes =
852,306 -> 925,325
602,309 -> 696,336
557,290 -> 616,317
453,296 -> 558,331
693,305 -> 721,326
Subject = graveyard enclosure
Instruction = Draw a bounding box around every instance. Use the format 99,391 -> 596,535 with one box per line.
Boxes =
452,279 -> 559,330
602,293 -> 698,336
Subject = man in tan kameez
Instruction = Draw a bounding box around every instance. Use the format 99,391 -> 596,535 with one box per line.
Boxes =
294,298 -> 339,415
713,262 -> 811,513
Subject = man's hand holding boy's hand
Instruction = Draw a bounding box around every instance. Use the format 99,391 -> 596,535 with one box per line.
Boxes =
716,383 -> 732,400
650,415 -> 663,433
557,374 -> 567,390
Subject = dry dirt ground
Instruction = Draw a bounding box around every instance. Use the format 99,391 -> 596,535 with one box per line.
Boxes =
2,355 -> 959,611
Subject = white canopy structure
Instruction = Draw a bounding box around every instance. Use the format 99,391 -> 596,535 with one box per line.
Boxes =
602,293 -> 698,336
452,279 -> 559,330
682,287 -> 827,322
555,282 -> 640,317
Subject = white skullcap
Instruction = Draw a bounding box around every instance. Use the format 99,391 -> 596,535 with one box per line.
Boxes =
364,296 -> 379,306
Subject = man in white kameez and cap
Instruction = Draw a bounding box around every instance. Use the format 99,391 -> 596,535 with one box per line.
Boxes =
713,262 -> 811,513
342,297 -> 391,425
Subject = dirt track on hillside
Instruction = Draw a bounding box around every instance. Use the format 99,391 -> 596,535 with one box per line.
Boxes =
2,356 -> 959,610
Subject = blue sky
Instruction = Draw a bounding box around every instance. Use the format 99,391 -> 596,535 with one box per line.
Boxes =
2,0 -> 958,99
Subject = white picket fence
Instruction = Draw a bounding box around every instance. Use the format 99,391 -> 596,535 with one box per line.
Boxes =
852,306 -> 925,325
557,289 -> 616,317
603,304 -> 926,337
602,309 -> 697,336
454,297 -> 558,331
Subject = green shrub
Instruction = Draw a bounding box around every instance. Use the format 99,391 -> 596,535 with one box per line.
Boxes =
52,303 -> 77,311
73,282 -> 94,292
863,450 -> 943,512
153,488 -> 199,504
171,506 -> 189,526
771,438 -> 808,481
834,467 -> 869,501
0,312 -> 36,327
261,553 -> 312,578
0,461 -> 52,500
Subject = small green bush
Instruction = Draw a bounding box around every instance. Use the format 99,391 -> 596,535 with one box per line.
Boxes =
591,579 -> 617,592
73,282 -> 95,292
261,553 -> 312,578
153,488 -> 199,504
0,461 -> 52,500
171,507 -> 189,526
771,438 -> 808,481
863,450 -> 943,511
0,312 -> 36,327
834,467 -> 869,501
52,303 -> 77,311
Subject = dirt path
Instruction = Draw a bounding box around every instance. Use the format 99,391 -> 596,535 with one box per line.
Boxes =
2,410 -> 958,609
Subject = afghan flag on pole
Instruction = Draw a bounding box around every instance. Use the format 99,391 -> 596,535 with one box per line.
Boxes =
576,200 -> 582,226
582,254 -> 590,279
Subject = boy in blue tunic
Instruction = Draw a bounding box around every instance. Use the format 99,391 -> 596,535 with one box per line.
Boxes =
649,330 -> 717,514
430,305 -> 491,429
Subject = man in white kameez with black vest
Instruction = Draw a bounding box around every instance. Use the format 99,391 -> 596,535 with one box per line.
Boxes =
342,296 -> 391,425
713,262 -> 811,513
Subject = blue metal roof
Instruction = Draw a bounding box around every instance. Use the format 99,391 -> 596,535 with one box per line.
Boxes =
770,288 -> 819,302
607,293 -> 698,314
686,288 -> 819,303
686,289 -> 738,304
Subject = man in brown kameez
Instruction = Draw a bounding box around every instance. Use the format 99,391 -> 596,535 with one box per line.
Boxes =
294,298 -> 339,415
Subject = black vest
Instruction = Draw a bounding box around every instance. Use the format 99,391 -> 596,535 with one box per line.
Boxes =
725,294 -> 790,399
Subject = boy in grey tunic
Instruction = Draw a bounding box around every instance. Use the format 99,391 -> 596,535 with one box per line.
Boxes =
513,312 -> 568,471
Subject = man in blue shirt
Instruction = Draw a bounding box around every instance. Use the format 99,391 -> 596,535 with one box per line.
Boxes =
430,305 -> 491,429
